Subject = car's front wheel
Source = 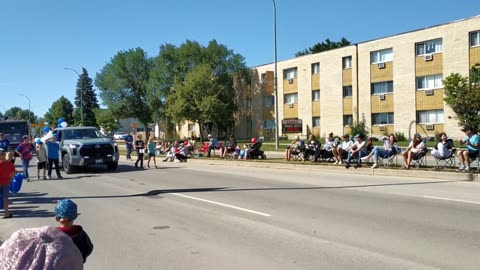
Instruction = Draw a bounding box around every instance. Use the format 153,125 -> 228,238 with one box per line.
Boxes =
107,162 -> 118,171
62,153 -> 76,174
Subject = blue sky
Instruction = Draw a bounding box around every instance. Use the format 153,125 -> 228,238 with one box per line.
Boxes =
0,0 -> 478,119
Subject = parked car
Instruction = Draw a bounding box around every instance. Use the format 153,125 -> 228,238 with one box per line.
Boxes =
113,132 -> 127,140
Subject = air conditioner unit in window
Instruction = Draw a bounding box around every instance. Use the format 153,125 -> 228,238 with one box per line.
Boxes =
288,79 -> 294,84
425,89 -> 434,96
379,94 -> 386,100
424,54 -> 433,61
288,103 -> 294,108
425,124 -> 435,130
377,62 -> 386,69
379,125 -> 386,131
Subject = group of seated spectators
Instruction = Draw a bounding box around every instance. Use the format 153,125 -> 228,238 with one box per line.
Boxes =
283,125 -> 479,172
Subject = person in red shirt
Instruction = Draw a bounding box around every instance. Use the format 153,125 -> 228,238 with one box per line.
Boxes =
0,148 -> 16,219
16,135 -> 33,181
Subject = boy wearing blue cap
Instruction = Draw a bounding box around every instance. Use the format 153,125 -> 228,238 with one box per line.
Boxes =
55,199 -> 94,263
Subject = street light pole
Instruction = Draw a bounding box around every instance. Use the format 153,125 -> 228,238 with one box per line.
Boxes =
272,0 -> 279,149
64,67 -> 83,125
18,94 -> 31,138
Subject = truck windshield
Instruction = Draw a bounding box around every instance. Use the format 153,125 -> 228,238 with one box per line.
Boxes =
61,129 -> 103,140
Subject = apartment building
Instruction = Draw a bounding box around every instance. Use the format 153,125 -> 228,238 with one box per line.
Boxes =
176,15 -> 480,140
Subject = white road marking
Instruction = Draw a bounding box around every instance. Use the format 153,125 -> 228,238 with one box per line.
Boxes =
423,196 -> 480,205
171,193 -> 272,217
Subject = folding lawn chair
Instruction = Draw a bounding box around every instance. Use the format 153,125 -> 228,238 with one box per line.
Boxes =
433,148 -> 457,170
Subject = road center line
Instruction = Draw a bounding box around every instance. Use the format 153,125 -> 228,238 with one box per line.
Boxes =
423,196 -> 480,205
171,193 -> 272,217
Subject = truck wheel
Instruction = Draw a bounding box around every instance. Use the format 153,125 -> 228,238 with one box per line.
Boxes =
62,154 -> 75,174
107,162 -> 118,171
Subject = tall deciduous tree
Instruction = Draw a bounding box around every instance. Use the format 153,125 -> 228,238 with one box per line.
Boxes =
4,107 -> 37,123
44,96 -> 74,126
296,38 -> 351,57
443,64 -> 480,130
153,39 -> 247,139
94,108 -> 120,135
74,68 -> 99,126
95,48 -> 155,131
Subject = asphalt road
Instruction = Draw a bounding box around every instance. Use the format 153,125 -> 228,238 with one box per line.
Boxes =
1,160 -> 479,270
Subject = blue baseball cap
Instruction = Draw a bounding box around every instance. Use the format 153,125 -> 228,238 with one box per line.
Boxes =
55,199 -> 78,221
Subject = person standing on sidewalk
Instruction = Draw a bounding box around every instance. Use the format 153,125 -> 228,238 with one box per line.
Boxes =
36,140 -> 47,180
46,135 -> 63,179
15,135 -> 33,181
134,134 -> 145,169
124,132 -> 134,161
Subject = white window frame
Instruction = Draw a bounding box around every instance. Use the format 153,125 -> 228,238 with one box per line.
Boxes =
263,119 -> 275,130
262,96 -> 274,108
371,81 -> 394,95
284,93 -> 298,104
312,63 -> 320,74
416,74 -> 443,90
416,39 -> 443,56
371,48 -> 393,64
372,113 -> 394,125
312,117 -> 320,128
312,90 -> 320,101
284,68 -> 297,80
343,56 -> 352,69
471,31 -> 480,47
417,110 -> 444,124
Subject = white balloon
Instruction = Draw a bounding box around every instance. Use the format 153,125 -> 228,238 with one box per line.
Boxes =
60,122 -> 68,127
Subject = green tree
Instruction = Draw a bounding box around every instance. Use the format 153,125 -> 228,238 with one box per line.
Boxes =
94,108 -> 120,134
296,37 -> 351,57
153,39 -> 247,139
44,96 -> 74,126
95,48 -> 155,131
4,107 -> 36,123
73,68 -> 100,126
443,64 -> 480,131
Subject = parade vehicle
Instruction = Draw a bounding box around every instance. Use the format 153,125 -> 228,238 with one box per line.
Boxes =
50,126 -> 119,174
0,118 -> 29,152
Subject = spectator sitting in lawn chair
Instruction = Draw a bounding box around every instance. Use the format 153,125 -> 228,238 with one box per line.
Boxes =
402,133 -> 426,169
314,132 -> 336,162
345,133 -> 367,169
369,134 -> 398,169
332,134 -> 353,165
221,135 -> 237,159
303,135 -> 320,162
457,126 -> 480,172
206,134 -> 218,157
285,135 -> 301,161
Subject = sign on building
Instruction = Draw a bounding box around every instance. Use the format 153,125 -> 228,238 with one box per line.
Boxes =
282,119 -> 302,133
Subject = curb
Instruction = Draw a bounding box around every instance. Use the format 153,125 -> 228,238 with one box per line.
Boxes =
186,158 -> 477,182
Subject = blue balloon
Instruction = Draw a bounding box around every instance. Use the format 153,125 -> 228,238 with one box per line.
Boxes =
58,118 -> 65,124
35,138 -> 42,144
9,173 -> 24,194
57,123 -> 62,128
43,126 -> 51,133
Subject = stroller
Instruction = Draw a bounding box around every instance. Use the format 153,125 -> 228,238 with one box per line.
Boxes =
246,137 -> 267,159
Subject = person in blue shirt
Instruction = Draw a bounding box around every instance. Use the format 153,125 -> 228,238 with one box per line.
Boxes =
0,132 -> 9,151
458,126 -> 480,172
124,132 -> 133,161
206,134 -> 218,158
46,134 -> 63,179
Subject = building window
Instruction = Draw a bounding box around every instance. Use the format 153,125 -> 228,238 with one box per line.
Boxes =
416,39 -> 443,56
262,96 -> 274,107
372,113 -> 394,125
261,73 -> 267,84
312,90 -> 320,101
471,31 -> 480,47
343,86 -> 352,97
416,74 -> 443,90
188,124 -> 195,131
343,115 -> 353,126
312,117 -> 320,128
371,48 -> 393,64
312,63 -> 320,74
246,98 -> 252,108
343,56 -> 352,69
371,81 -> 393,95
284,68 -> 297,80
417,110 -> 444,124
263,119 -> 275,130
284,93 -> 298,104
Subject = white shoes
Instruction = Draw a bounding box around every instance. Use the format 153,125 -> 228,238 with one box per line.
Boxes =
371,163 -> 379,169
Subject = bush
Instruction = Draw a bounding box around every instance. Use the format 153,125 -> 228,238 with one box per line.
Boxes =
394,132 -> 406,141
349,119 -> 369,138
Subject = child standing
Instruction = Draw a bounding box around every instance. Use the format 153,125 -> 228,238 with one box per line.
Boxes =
55,199 -> 94,263
46,135 -> 63,179
134,134 -> 145,169
36,141 -> 47,180
146,136 -> 157,169
0,148 -> 16,219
